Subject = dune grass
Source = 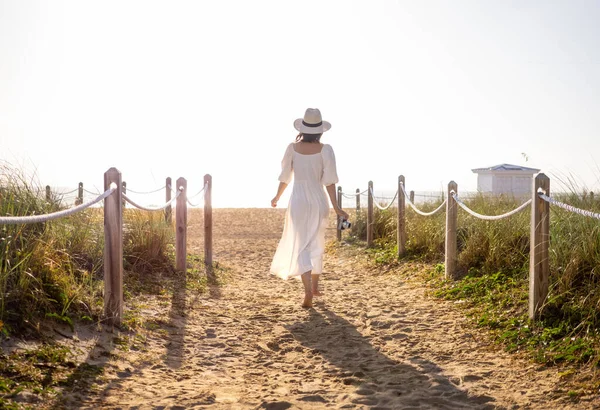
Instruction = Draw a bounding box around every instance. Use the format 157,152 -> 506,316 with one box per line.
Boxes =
0,165 -> 180,335
349,191 -> 600,386
0,165 -> 229,405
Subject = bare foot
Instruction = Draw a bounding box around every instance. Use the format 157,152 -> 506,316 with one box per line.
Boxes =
302,293 -> 313,308
312,289 -> 323,297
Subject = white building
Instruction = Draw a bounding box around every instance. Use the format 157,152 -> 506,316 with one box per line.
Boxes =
472,164 -> 540,197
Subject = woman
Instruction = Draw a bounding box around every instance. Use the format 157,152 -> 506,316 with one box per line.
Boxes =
270,108 -> 349,308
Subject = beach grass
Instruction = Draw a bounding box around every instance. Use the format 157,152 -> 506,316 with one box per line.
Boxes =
354,192 -> 600,376
0,165 -> 179,335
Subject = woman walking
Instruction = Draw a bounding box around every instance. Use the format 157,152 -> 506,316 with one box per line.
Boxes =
270,108 -> 349,308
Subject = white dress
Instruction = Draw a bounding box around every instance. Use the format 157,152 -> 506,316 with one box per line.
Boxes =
270,142 -> 339,280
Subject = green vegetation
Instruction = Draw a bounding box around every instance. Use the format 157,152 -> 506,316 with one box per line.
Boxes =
351,191 -> 600,387
0,165 -> 223,407
0,344 -> 72,407
0,165 -> 178,333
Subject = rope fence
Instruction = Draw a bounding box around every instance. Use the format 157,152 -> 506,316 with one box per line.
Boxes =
60,187 -> 80,195
126,185 -> 167,195
186,182 -> 208,207
0,168 -> 214,326
451,191 -> 532,221
369,187 -> 398,211
0,185 -> 116,225
123,187 -> 183,212
539,193 -> 600,220
335,172 -> 600,321
399,181 -> 446,217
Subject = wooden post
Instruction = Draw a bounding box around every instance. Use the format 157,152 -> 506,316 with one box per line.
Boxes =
45,185 -> 51,202
367,181 -> 374,247
175,177 -> 187,272
204,174 -> 213,279
165,177 -> 172,224
410,190 -> 415,204
397,175 -> 406,257
76,182 -> 83,205
103,168 -> 123,325
121,181 -> 127,210
445,181 -> 458,280
529,173 -> 550,320
337,186 -> 342,241
355,188 -> 360,211
590,191 -> 594,202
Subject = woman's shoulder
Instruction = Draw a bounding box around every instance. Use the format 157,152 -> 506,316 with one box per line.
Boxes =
321,143 -> 335,153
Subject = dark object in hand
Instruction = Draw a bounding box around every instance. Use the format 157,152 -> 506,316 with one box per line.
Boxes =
338,218 -> 352,230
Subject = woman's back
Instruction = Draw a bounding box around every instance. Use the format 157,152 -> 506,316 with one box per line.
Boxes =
279,142 -> 337,187
293,141 -> 323,155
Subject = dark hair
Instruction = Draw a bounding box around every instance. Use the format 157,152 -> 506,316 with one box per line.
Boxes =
295,133 -> 322,143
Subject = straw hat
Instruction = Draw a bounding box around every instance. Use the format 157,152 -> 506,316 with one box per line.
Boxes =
293,108 -> 331,134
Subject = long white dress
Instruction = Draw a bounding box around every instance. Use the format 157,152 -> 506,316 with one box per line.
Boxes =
270,143 -> 339,280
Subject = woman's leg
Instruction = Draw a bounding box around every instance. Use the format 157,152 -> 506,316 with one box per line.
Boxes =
311,274 -> 322,296
301,271 -> 313,308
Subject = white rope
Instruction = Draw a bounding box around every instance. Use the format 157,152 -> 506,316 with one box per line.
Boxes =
187,183 -> 208,207
187,198 -> 203,208
369,187 -> 398,211
341,189 -> 368,197
83,188 -> 101,195
0,184 -> 117,225
539,193 -> 600,220
451,191 -> 532,220
188,183 -> 207,200
415,193 -> 444,199
123,187 -> 183,211
409,199 -> 446,216
399,182 -> 446,216
126,185 -> 166,195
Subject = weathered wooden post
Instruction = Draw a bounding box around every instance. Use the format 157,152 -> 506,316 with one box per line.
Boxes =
76,182 -> 83,205
367,181 -> 374,247
45,185 -> 51,202
337,186 -> 342,241
103,168 -> 123,325
165,177 -> 172,224
355,188 -> 360,211
590,191 -> 594,203
529,173 -> 550,320
445,181 -> 458,279
175,177 -> 187,272
204,174 -> 213,279
121,181 -> 127,210
397,175 -> 406,257
410,190 -> 415,204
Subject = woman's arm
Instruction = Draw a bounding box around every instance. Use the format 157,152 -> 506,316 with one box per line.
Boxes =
325,184 -> 349,219
271,182 -> 288,208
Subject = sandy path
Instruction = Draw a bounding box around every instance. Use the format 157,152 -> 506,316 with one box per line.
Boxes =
57,208 -> 590,409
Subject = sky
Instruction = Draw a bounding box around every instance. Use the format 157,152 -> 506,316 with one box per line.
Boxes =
1,0 -> 599,207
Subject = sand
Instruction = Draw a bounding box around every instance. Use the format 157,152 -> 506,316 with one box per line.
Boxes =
44,208 -> 596,409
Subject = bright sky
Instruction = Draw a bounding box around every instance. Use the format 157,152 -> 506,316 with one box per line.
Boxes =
1,0 -> 599,207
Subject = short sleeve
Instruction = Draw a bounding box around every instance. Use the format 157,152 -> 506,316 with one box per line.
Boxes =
321,144 -> 339,186
278,143 -> 294,184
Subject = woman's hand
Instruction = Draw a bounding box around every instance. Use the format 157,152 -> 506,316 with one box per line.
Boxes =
335,207 -> 349,220
272,183 -> 288,208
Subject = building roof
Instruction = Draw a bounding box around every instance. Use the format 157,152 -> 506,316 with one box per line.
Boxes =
471,163 -> 540,173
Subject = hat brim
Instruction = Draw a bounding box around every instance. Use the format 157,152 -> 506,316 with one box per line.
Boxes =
294,118 -> 332,134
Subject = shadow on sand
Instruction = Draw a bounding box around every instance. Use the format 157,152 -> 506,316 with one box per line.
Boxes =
164,268 -> 188,370
286,307 -> 497,409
